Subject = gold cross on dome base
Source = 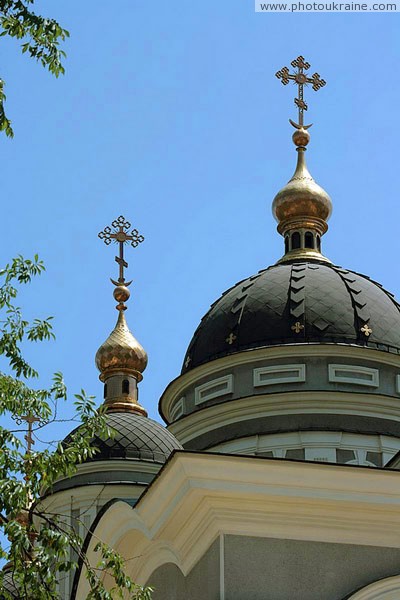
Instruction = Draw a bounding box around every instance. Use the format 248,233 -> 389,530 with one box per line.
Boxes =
226,332 -> 237,345
276,55 -> 326,128
291,321 -> 304,334
361,323 -> 372,337
98,216 -> 144,285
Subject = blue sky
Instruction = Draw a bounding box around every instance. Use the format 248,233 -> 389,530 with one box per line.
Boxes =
1,1 -> 399,441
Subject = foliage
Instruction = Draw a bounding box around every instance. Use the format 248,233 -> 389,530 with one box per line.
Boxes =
0,0 -> 69,137
0,256 -> 153,599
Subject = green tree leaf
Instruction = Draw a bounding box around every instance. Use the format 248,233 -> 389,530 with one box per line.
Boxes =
0,255 -> 153,599
0,0 -> 69,137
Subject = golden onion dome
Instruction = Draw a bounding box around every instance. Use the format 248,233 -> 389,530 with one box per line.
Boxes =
95,309 -> 148,381
272,136 -> 332,236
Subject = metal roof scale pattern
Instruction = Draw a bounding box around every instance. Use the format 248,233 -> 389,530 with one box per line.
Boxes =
67,412 -> 182,463
182,262 -> 400,373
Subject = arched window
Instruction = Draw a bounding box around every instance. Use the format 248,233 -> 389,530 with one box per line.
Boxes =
103,384 -> 107,399
122,379 -> 129,394
305,232 -> 313,249
285,236 -> 289,253
317,235 -> 321,251
291,231 -> 300,250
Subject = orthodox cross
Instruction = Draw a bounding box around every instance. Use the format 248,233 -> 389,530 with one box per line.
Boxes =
276,56 -> 326,128
16,414 -> 42,455
98,215 -> 144,285
14,413 -> 44,551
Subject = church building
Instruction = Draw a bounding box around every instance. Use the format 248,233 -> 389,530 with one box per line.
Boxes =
38,56 -> 400,599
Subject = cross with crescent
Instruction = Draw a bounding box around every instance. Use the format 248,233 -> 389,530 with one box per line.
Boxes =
98,215 -> 144,285
276,55 -> 326,129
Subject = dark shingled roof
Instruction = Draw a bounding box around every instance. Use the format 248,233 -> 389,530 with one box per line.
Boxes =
182,261 -> 400,373
67,412 -> 182,463
1,569 -> 18,597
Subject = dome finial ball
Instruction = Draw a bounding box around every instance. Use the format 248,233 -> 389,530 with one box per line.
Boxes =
113,285 -> 130,304
292,127 -> 310,147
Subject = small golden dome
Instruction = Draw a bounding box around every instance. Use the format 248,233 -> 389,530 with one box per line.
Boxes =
95,310 -> 148,380
272,147 -> 332,235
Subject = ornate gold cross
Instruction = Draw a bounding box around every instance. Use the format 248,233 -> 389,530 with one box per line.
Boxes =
98,215 -> 144,285
226,332 -> 237,345
276,56 -> 326,128
361,323 -> 372,337
291,321 -> 304,334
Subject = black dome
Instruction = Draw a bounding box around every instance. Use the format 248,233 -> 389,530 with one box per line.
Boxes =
67,412 -> 182,463
183,261 -> 400,372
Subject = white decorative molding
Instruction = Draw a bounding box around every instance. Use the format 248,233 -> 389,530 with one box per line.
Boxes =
194,375 -> 233,405
328,364 -> 379,387
161,344 -> 400,424
208,431 -> 400,466
396,374 -> 400,394
348,575 -> 400,599
253,364 -> 306,387
169,391 -> 400,446
170,397 -> 185,421
304,447 -> 336,463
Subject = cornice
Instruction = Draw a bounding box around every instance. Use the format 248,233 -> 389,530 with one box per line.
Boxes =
74,452 -> 400,598
39,483 -> 147,515
72,460 -> 160,477
160,344 -> 400,423
168,391 -> 400,445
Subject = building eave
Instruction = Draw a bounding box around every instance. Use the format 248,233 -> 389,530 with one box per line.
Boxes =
73,451 -> 400,599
